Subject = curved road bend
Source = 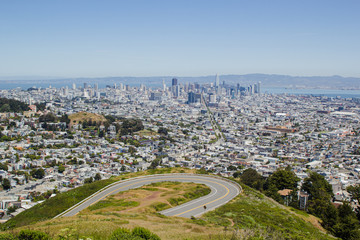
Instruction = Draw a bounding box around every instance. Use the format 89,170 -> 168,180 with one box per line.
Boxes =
56,174 -> 241,219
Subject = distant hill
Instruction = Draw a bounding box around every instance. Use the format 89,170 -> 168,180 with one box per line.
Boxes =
68,111 -> 107,127
0,98 -> 29,112
1,74 -> 359,90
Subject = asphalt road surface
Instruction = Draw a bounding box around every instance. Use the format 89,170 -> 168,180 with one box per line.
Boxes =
56,174 -> 241,219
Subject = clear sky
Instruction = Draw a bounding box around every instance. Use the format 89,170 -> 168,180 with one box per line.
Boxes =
1,0 -> 359,78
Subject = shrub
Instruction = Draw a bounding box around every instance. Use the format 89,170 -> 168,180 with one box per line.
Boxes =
17,230 -> 50,240
132,227 -> 161,240
110,227 -> 160,240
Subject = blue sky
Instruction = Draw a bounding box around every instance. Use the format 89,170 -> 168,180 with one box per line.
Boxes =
0,0 -> 359,78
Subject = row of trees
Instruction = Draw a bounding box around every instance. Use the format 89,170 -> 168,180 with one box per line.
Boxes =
236,168 -> 360,239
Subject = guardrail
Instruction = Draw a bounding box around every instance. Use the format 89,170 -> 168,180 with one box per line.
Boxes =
54,173 -> 242,218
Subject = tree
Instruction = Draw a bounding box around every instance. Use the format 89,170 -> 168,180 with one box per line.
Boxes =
0,163 -> 8,171
333,203 -> 360,240
302,172 -> 333,201
94,173 -> 101,181
307,198 -> 338,231
347,184 -> 360,221
105,115 -> 116,123
233,171 -> 241,178
347,185 -> 360,202
59,114 -> 70,125
7,205 -> 18,215
84,177 -> 93,184
120,118 -> 144,135
240,168 -> 265,190
2,178 -> 11,190
227,165 -> 237,171
98,130 -> 105,138
120,165 -> 126,172
158,127 -> 168,135
39,113 -> 57,123
58,165 -> 65,173
149,159 -> 161,169
265,167 -> 300,191
31,168 -> 45,179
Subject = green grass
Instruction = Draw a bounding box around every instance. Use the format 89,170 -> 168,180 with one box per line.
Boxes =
88,199 -> 139,211
168,197 -> 186,206
151,202 -> 170,211
0,169 -> 335,240
1,168 -> 194,230
183,185 -> 211,199
1,177 -> 119,230
203,183 -> 334,240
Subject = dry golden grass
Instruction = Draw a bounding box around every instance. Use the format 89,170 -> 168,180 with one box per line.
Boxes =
13,182 -> 227,240
135,129 -> 159,137
68,111 -> 107,126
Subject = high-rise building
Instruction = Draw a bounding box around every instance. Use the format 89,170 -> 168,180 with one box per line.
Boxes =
172,78 -> 178,86
209,93 -> 216,103
254,84 -> 258,93
150,92 -> 162,101
215,74 -> 220,87
72,83 -> 76,90
188,92 -> 202,104
257,81 -> 261,94
162,79 -> 166,91
84,83 -> 88,89
94,83 -> 98,91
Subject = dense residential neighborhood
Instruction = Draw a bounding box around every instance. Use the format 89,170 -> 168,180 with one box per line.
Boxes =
0,79 -> 360,224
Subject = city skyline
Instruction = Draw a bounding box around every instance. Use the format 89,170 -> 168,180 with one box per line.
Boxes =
1,0 -> 360,78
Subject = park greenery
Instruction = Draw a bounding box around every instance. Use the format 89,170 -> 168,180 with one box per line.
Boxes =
0,167 -> 339,240
0,98 -> 29,112
235,167 -> 360,239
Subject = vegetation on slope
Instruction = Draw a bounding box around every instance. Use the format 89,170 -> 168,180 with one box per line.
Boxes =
1,177 -> 118,230
203,183 -> 333,240
0,168 -> 195,230
237,167 -> 360,240
0,167 -> 335,240
0,98 -> 29,112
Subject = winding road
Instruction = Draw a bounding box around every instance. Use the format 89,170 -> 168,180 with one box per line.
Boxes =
55,174 -> 241,219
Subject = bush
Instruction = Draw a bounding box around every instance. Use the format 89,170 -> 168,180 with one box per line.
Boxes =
17,230 -> 50,240
110,228 -> 141,240
110,227 -> 160,240
132,227 -> 161,240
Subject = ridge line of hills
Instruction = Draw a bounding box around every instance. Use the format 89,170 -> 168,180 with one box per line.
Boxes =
0,74 -> 360,89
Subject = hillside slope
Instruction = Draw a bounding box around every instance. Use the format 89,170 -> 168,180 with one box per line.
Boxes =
1,169 -> 335,239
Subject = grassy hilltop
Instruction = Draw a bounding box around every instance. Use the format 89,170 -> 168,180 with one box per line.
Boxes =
1,168 -> 335,240
68,111 -> 107,126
